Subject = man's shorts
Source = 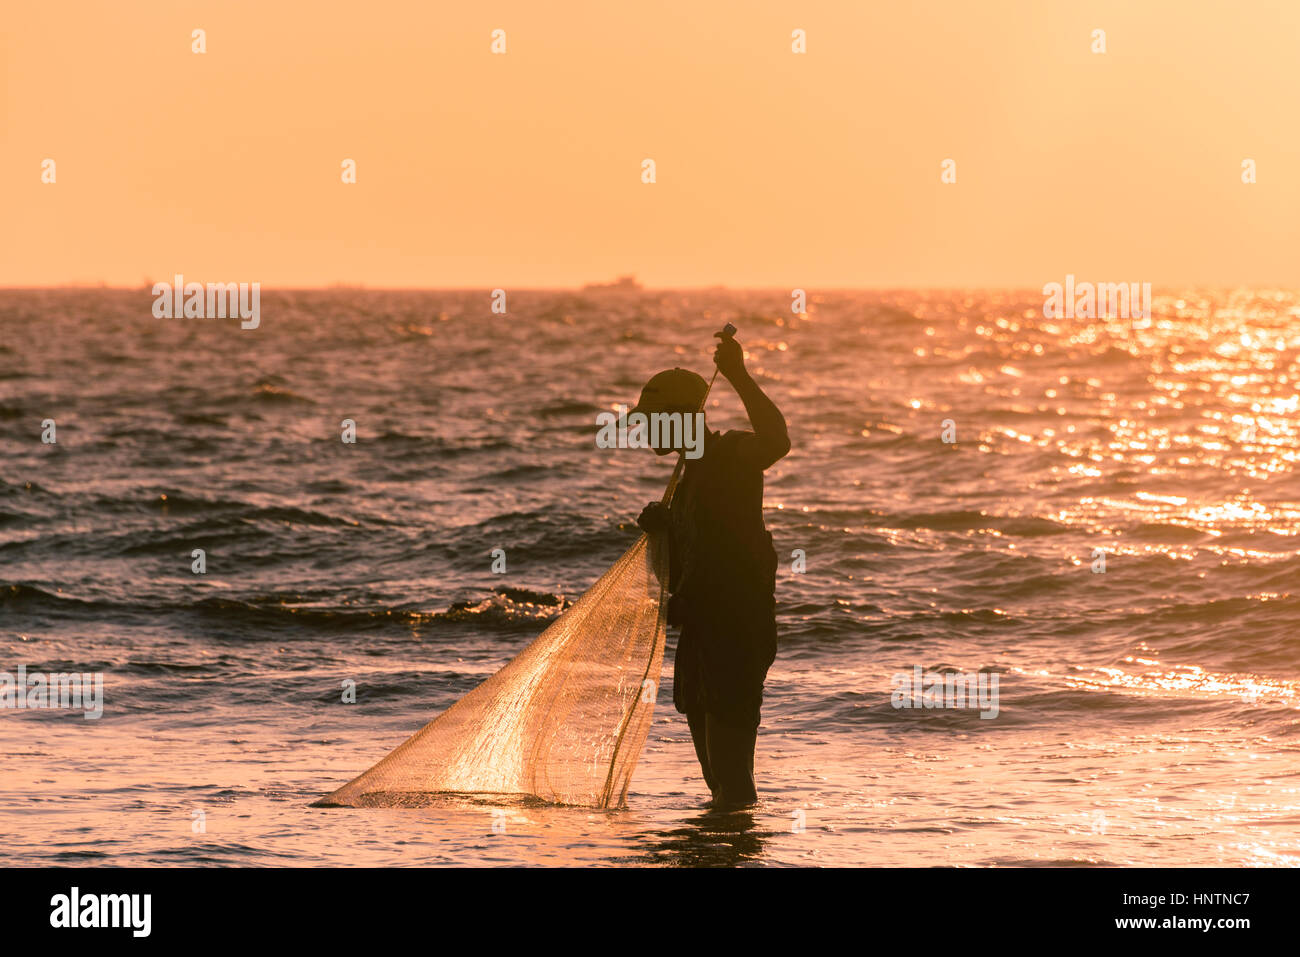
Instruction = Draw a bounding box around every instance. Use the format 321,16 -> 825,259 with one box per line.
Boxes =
672,613 -> 775,731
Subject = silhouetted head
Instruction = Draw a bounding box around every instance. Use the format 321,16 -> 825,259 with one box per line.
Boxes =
630,368 -> 708,455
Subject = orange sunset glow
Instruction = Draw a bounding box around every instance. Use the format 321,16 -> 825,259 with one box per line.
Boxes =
4,0 -> 1299,288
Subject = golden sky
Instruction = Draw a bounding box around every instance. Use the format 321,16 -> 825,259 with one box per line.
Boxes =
3,0 -> 1297,288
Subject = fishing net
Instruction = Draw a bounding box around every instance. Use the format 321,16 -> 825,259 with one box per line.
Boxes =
314,527 -> 672,809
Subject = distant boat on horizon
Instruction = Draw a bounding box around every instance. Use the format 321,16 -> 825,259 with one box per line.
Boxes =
581,275 -> 643,292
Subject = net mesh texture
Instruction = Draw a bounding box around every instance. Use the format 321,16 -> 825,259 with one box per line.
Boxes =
314,530 -> 670,809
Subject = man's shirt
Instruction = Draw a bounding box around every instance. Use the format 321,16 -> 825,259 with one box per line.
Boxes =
668,429 -> 778,641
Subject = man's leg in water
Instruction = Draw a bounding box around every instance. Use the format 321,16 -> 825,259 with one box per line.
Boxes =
704,715 -> 759,806
686,711 -> 716,795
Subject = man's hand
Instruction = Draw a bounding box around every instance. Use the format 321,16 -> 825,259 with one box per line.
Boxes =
713,331 -> 747,383
637,501 -> 670,534
716,330 -> 790,469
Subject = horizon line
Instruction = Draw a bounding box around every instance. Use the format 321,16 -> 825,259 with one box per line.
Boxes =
3,282 -> 1298,294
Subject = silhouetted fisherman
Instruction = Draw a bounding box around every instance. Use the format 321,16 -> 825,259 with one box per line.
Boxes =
634,330 -> 790,807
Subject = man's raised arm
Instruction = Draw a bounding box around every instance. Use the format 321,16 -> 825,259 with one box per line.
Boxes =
714,332 -> 790,469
